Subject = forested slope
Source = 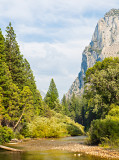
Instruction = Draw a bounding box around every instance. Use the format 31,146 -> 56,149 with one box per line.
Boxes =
0,23 -> 84,144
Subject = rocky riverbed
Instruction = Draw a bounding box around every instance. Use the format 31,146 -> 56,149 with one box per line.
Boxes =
53,143 -> 119,159
7,136 -> 119,159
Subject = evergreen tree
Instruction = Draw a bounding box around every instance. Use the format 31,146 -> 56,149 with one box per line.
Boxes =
66,93 -> 84,123
0,29 -> 6,62
0,87 -> 5,125
44,78 -> 59,109
69,93 -> 77,120
0,60 -> 21,127
20,86 -> 34,122
14,86 -> 33,130
34,89 -> 44,115
7,83 -> 21,127
23,59 -> 43,115
54,99 -> 63,113
0,30 -> 7,125
0,61 -> 13,109
23,59 -> 37,99
5,22 -> 25,89
61,94 -> 69,115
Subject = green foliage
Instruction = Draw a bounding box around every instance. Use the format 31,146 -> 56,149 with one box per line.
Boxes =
0,23 -> 44,131
63,94 -> 86,124
20,86 -> 34,122
0,29 -> 5,62
0,88 -> 5,125
54,99 -> 63,113
5,22 -> 25,89
44,78 -> 59,109
84,57 -> 119,146
23,59 -> 38,101
0,23 -> 85,140
0,126 -> 13,144
7,83 -> 21,127
61,94 -> 69,115
67,122 -> 84,136
21,112 -> 84,138
88,115 -> 119,146
84,57 -> 119,128
0,61 -> 13,108
108,104 -> 119,117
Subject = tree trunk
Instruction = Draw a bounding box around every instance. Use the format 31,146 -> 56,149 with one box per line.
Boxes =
0,145 -> 22,152
13,107 -> 25,131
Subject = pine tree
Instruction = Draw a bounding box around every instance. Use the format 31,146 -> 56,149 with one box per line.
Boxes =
34,89 -> 44,115
7,83 -> 21,127
0,24 -> 44,130
23,59 -> 43,114
0,61 -> 13,109
44,78 -> 59,109
14,86 -> 34,130
61,94 -> 69,115
5,22 -> 25,89
23,59 -> 37,97
0,87 -> 5,125
0,29 -> 6,62
0,60 -> 21,127
67,93 -> 83,123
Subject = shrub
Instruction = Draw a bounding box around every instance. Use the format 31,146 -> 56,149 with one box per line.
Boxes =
88,116 -> 119,146
21,112 -> 84,138
0,126 -> 14,144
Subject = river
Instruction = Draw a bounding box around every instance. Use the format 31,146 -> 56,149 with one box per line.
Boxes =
0,136 -> 114,160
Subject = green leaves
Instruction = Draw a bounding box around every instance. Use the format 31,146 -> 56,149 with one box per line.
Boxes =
0,23 -> 43,132
5,22 -> 25,89
88,111 -> 119,146
85,58 -> 119,145
84,57 -> 119,127
0,126 -> 13,144
22,112 -> 84,138
0,29 -> 5,61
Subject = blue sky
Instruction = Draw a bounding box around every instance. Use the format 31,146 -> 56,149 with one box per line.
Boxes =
0,0 -> 119,99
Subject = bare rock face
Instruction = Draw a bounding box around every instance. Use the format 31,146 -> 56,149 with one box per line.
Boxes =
66,9 -> 119,99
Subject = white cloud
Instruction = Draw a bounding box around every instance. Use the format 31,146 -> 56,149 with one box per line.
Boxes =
0,0 -> 119,99
19,39 -> 89,98
0,0 -> 118,23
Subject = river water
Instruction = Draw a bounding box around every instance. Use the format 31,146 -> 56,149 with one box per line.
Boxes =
0,136 -> 109,160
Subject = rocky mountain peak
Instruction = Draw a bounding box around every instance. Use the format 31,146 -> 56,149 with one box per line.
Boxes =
105,9 -> 119,17
66,9 -> 119,99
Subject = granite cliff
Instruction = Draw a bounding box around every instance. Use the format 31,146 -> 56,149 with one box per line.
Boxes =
66,9 -> 119,99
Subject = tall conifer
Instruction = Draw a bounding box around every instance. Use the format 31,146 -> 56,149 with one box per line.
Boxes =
5,22 -> 25,89
0,29 -> 5,62
44,78 -> 59,109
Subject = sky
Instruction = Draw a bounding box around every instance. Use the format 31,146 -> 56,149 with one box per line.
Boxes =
0,0 -> 119,99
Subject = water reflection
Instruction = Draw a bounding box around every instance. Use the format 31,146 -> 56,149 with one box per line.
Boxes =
0,136 -> 113,160
0,150 -> 107,160
0,151 -> 22,160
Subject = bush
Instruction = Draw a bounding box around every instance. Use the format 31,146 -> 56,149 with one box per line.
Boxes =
21,112 -> 84,138
15,132 -> 24,140
0,126 -> 14,144
27,117 -> 67,138
88,116 -> 119,146
67,123 -> 83,136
